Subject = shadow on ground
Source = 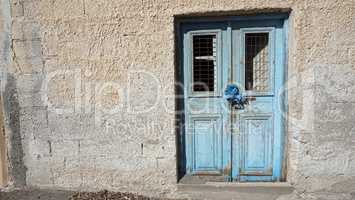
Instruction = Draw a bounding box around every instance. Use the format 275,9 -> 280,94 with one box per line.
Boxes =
0,189 -> 184,200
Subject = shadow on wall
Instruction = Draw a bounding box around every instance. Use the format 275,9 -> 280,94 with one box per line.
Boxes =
3,74 -> 27,187
0,84 -> 8,186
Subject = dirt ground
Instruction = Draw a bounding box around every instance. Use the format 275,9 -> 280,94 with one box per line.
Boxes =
70,190 -> 182,200
0,189 -> 183,200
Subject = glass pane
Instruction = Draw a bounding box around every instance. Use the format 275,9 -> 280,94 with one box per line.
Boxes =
192,35 -> 217,92
245,33 -> 269,92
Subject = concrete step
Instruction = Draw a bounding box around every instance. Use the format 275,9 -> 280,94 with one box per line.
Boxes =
177,182 -> 294,200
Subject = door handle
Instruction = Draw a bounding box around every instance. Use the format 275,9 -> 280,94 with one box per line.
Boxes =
224,84 -> 248,109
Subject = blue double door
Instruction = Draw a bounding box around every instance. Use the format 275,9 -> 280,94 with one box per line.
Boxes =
182,18 -> 287,182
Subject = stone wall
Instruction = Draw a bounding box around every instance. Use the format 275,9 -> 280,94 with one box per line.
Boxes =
0,96 -> 8,186
0,0 -> 354,199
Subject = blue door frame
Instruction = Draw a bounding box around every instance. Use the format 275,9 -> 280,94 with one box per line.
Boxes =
179,15 -> 288,182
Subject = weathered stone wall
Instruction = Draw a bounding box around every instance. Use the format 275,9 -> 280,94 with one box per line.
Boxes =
0,0 -> 354,199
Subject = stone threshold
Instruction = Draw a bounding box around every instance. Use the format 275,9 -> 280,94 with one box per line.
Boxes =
177,182 -> 294,200
178,182 -> 294,195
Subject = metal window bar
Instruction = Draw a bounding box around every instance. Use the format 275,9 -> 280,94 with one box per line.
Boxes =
192,35 -> 217,92
245,33 -> 269,92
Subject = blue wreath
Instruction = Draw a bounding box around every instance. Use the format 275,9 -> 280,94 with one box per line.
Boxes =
224,84 -> 247,108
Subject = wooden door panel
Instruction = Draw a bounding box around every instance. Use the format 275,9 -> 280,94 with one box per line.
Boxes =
240,115 -> 273,176
188,115 -> 223,174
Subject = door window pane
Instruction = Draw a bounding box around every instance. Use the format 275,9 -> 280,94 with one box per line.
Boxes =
245,33 -> 269,92
192,35 -> 217,92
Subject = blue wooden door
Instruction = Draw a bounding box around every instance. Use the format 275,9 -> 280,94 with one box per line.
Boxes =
182,22 -> 232,180
230,19 -> 287,181
182,17 -> 287,182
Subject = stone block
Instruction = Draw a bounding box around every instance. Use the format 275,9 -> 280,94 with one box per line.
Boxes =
23,0 -> 53,20
315,64 -> 355,102
17,73 -> 44,93
50,139 -> 80,159
52,0 -> 84,19
26,159 -> 54,187
11,1 -> 24,17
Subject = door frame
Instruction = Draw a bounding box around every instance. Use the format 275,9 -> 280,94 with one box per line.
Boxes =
175,13 -> 289,182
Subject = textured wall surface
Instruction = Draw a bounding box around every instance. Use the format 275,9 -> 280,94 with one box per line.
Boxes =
0,0 -> 355,199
